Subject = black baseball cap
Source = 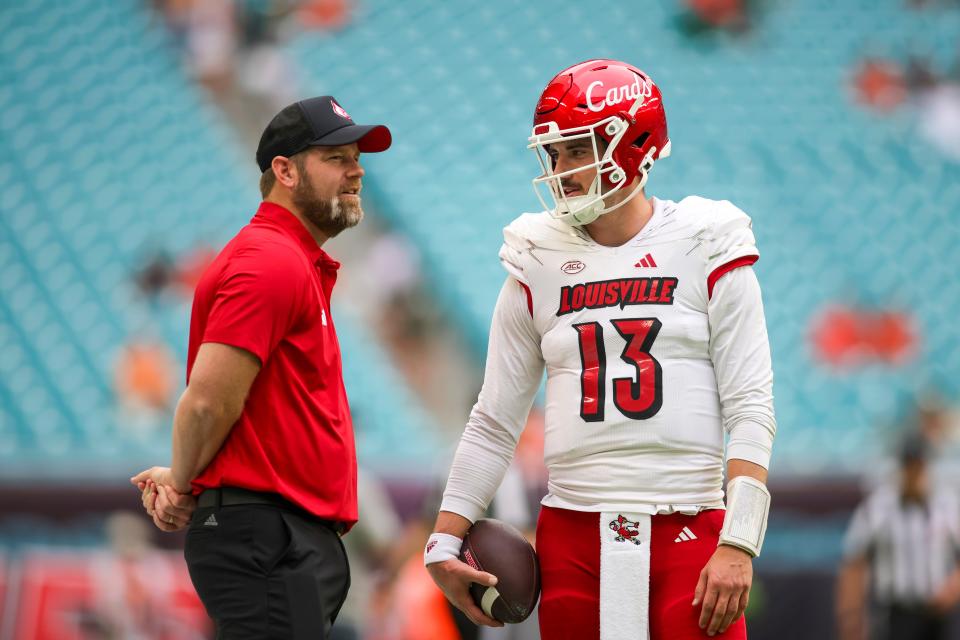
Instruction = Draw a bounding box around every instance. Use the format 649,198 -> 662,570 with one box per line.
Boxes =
256,96 -> 392,173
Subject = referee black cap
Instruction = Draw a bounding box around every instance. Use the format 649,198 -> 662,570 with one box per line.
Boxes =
256,96 -> 392,173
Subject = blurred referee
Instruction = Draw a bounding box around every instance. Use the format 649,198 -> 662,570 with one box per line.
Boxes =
131,96 -> 391,639
836,435 -> 960,640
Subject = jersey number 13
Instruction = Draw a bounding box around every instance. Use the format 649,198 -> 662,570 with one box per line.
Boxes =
573,318 -> 663,422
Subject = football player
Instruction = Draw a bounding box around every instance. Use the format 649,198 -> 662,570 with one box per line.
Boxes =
424,59 -> 776,639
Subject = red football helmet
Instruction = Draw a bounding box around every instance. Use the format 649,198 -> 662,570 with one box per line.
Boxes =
528,59 -> 671,225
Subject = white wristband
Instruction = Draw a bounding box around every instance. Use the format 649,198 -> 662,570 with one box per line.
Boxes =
424,533 -> 463,566
719,475 -> 770,557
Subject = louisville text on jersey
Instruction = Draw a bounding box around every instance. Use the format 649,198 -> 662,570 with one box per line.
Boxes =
557,277 -> 678,316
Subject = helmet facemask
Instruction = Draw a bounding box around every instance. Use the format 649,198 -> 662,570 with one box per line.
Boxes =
529,116 -> 661,227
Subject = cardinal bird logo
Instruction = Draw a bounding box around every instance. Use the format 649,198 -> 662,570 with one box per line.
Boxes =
609,514 -> 642,546
331,100 -> 351,120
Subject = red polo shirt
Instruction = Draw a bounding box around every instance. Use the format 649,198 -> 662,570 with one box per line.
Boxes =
187,201 -> 357,526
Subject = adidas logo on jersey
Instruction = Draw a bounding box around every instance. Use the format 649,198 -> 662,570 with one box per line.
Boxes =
204,514 -> 219,527
634,253 -> 657,268
674,526 -> 697,543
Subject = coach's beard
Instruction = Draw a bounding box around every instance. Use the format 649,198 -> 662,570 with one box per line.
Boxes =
293,179 -> 364,238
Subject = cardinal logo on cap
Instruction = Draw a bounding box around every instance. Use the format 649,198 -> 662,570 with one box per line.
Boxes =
331,100 -> 351,120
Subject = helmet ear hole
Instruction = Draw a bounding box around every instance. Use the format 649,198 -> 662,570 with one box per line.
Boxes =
632,132 -> 650,149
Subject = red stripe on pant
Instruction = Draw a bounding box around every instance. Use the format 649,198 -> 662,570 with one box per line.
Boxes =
536,506 -> 748,639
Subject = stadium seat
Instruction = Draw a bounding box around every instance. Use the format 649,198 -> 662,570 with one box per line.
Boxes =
0,0 -> 441,477
288,0 -> 960,471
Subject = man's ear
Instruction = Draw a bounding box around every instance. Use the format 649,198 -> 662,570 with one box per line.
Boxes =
271,156 -> 297,188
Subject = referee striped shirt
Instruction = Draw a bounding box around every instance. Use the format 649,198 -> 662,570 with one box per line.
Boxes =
843,485 -> 960,605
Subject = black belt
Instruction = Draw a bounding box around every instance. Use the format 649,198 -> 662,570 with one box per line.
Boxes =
198,487 -> 347,534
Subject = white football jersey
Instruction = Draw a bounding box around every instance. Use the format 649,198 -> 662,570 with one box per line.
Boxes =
498,196 -> 768,512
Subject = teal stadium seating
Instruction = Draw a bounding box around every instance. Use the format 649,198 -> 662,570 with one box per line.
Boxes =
0,0 -> 440,477
289,0 -> 960,471
1,0 -> 958,476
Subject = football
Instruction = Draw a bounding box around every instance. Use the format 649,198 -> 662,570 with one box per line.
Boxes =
459,518 -> 541,623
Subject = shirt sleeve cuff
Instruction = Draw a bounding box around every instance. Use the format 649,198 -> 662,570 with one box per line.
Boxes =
201,333 -> 268,366
439,494 -> 486,524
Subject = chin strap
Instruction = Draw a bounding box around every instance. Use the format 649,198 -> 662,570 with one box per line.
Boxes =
718,475 -> 770,557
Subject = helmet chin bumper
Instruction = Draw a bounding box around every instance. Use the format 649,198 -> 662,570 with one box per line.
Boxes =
555,194 -> 604,226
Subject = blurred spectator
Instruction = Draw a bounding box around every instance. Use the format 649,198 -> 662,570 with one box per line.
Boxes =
152,0 -> 300,112
916,81 -> 960,161
850,50 -> 960,161
903,53 -> 960,160
809,303 -> 918,368
84,512 -> 210,639
183,0 -> 238,96
114,339 -> 178,435
135,250 -> 177,298
915,393 -> 955,449
173,244 -> 217,296
298,0 -> 354,30
479,412 -> 543,640
907,0 -> 960,8
905,56 -> 940,94
358,230 -> 473,424
375,553 -> 464,640
334,468 -> 404,639
512,408 -> 547,496
370,489 -> 476,640
676,0 -> 756,37
366,232 -> 422,310
135,245 -> 217,300
910,393 -> 960,485
851,58 -> 909,112
837,435 -> 960,640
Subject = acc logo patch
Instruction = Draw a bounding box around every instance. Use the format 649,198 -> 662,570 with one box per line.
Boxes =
561,260 -> 586,275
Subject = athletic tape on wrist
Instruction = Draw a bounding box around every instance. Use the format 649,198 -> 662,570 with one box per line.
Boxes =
719,475 -> 770,557
424,532 -> 463,566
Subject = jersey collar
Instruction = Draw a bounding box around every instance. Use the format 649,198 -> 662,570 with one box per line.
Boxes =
576,196 -> 666,250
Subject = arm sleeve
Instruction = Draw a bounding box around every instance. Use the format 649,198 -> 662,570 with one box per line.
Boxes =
439,277 -> 545,523
202,244 -> 304,365
708,266 -> 777,469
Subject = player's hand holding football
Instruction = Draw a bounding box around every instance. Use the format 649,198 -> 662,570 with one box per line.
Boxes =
693,544 -> 753,636
426,558 -> 504,628
131,466 -> 197,532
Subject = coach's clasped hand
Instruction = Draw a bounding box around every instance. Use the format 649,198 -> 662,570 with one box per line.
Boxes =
131,466 -> 197,533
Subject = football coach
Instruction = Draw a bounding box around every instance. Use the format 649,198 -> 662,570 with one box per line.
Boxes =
131,96 -> 391,639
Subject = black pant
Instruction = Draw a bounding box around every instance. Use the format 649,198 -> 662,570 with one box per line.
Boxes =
878,604 -> 946,640
184,501 -> 350,639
